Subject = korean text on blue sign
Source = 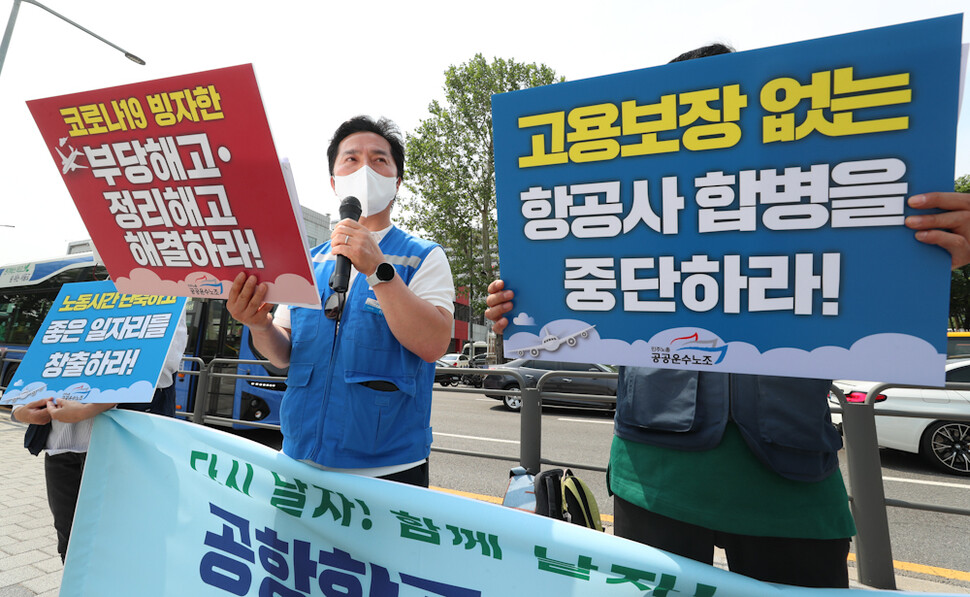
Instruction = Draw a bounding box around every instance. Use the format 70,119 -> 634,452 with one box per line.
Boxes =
0,279 -> 186,404
492,15 -> 963,385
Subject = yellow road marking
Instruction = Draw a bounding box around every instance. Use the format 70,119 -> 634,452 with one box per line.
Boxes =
431,486 -> 504,504
432,487 -> 967,581
847,553 -> 970,582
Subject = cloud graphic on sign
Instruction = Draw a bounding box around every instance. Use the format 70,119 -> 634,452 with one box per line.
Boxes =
512,312 -> 536,326
1,380 -> 158,406
61,380 -> 158,404
504,320 -> 945,386
115,268 -> 321,308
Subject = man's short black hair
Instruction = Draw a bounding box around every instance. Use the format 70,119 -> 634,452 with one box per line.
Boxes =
327,115 -> 405,180
669,43 -> 735,63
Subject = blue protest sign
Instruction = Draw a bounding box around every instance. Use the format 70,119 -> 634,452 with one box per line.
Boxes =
492,16 -> 963,385
0,279 -> 186,404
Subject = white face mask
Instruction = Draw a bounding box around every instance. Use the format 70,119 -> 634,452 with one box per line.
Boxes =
332,165 -> 398,218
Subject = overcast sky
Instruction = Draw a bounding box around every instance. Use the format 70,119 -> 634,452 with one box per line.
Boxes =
0,0 -> 967,265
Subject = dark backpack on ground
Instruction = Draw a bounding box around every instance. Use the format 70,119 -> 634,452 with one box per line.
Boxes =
533,468 -> 603,531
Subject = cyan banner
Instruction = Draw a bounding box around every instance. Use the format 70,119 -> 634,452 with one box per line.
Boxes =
60,411 -> 961,596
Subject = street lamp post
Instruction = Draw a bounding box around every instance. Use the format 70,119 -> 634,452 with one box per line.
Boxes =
0,0 -> 145,78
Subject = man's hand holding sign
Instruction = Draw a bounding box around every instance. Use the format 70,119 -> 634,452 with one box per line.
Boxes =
907,192 -> 970,268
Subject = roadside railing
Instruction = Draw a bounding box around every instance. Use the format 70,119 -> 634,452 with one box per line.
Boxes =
831,382 -> 970,589
520,369 -> 618,474
190,358 -> 285,430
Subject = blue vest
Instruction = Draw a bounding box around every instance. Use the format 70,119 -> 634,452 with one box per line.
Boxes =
281,227 -> 438,468
614,367 -> 842,482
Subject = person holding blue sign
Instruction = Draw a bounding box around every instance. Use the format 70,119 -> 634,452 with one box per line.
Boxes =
906,192 -> 970,268
486,43 -> 970,589
226,116 -> 455,488
11,315 -> 186,563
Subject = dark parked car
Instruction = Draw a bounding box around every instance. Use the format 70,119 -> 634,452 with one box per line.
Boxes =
483,359 -> 617,412
460,353 -> 497,387
435,353 -> 462,387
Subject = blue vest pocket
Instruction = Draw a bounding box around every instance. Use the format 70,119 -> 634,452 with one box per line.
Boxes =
289,306 -> 326,345
339,383 -> 425,460
286,362 -> 314,388
279,362 -> 315,457
617,367 -> 699,432
349,294 -> 395,353
753,377 -> 841,452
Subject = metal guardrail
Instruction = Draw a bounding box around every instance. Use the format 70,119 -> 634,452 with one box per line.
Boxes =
522,369 -> 618,474
176,356 -> 204,422
831,381 -> 970,589
831,385 -> 896,589
176,360 -> 619,474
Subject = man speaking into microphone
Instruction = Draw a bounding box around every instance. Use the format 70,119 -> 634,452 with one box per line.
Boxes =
227,115 -> 455,487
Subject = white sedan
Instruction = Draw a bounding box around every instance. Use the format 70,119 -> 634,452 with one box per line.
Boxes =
829,359 -> 970,476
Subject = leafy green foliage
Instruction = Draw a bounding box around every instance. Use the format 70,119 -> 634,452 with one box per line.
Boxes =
400,54 -> 562,319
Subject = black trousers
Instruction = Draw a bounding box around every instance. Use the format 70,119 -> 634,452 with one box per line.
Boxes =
613,495 -> 850,588
378,459 -> 429,488
45,452 -> 86,563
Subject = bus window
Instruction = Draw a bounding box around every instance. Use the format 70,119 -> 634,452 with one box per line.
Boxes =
0,291 -> 54,345
223,317 -> 243,359
183,298 -> 203,359
200,301 -> 225,359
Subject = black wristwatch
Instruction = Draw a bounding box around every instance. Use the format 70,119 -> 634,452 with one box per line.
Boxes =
366,262 -> 395,287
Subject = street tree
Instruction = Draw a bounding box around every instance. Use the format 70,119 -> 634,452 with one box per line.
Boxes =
399,54 -> 562,339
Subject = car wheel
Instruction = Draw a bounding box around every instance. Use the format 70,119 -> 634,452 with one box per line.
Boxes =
920,421 -> 970,476
502,383 -> 522,412
1,363 -> 19,392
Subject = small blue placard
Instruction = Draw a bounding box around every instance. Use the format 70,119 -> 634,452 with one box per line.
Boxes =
492,16 -> 963,385
0,280 -> 187,404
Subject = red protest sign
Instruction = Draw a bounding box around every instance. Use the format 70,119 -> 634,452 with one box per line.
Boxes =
27,64 -> 320,307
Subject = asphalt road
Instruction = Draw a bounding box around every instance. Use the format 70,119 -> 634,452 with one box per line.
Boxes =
237,385 -> 970,591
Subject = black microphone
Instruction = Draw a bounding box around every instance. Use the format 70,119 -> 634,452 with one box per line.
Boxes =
329,196 -> 362,293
